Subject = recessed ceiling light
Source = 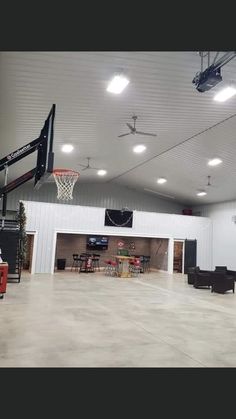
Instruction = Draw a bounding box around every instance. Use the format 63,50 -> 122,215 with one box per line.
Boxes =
61,144 -> 74,153
97,169 -> 107,176
208,158 -> 222,166
197,191 -> 207,196
106,75 -> 130,94
133,144 -> 146,153
157,178 -> 167,184
214,86 -> 236,102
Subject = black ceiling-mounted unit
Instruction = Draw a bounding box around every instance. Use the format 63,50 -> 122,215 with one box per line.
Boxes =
192,52 -> 236,93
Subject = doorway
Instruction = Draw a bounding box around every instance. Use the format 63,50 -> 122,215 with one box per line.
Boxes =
24,234 -> 35,273
184,239 -> 197,274
173,240 -> 184,273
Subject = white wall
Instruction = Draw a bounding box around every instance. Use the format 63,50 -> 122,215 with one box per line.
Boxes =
194,200 -> 236,270
5,182 -> 185,214
23,201 -> 212,274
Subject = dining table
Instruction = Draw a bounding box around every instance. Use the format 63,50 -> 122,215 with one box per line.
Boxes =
113,255 -> 135,278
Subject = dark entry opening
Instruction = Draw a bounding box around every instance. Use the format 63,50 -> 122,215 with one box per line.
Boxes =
184,239 -> 197,274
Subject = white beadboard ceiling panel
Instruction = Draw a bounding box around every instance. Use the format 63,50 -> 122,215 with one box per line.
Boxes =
1,51 -> 236,204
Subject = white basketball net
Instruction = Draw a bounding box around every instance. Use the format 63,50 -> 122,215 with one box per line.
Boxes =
53,170 -> 80,200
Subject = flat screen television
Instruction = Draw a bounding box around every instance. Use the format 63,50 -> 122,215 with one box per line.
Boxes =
87,236 -> 109,250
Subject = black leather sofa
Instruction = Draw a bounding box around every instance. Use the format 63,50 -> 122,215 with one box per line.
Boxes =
187,266 -> 236,293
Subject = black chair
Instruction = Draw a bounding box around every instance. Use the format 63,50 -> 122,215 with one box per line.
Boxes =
92,254 -> 100,271
211,272 -> 235,294
215,266 -> 227,273
215,266 -> 236,281
194,271 -> 212,288
187,267 -> 197,285
71,254 -> 81,271
142,256 -> 150,273
187,266 -> 212,286
145,256 -> 151,272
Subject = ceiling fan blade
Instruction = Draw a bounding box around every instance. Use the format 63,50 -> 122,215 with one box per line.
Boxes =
136,131 -> 157,137
78,163 -> 87,167
118,133 -> 131,138
82,167 -> 88,171
87,166 -> 99,170
127,123 -> 134,131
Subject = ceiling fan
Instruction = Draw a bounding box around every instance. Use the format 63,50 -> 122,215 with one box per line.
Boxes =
206,175 -> 217,188
118,115 -> 157,138
78,157 -> 100,171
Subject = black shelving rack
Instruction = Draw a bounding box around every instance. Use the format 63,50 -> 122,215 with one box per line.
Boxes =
0,221 -> 22,282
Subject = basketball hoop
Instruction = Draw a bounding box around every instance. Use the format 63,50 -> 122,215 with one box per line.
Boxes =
53,169 -> 80,200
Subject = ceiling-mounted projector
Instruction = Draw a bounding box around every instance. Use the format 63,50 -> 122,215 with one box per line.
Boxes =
192,67 -> 222,93
192,51 -> 236,93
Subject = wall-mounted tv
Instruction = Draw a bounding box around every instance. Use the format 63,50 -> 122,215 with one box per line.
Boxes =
87,236 -> 109,250
104,209 -> 133,228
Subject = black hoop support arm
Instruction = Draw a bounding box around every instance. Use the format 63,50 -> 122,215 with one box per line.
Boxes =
0,137 -> 42,172
0,104 -> 55,220
0,168 -> 37,195
0,104 -> 55,172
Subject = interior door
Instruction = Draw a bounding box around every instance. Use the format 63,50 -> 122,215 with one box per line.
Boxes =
173,241 -> 183,273
184,239 -> 197,274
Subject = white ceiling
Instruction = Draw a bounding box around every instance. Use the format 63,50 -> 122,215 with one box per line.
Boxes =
1,51 -> 236,205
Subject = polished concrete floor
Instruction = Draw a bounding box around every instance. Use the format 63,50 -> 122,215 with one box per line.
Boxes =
1,270 -> 236,367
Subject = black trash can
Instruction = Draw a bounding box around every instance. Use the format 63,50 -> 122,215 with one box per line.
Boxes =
57,258 -> 66,270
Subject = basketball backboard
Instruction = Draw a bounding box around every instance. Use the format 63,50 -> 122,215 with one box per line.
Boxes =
34,104 -> 55,189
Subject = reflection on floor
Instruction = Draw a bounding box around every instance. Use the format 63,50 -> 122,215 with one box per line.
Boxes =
1,271 -> 236,367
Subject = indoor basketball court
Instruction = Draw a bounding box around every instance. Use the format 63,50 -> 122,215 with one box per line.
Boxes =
1,51 -> 236,367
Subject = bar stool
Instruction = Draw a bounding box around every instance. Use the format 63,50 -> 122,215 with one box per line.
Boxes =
92,254 -> 100,271
104,260 -> 112,276
138,255 -> 144,273
85,255 -> 95,273
142,256 -> 150,273
129,258 -> 141,277
110,261 -> 118,276
104,260 -> 118,276
145,256 -> 151,272
79,254 -> 88,272
71,254 -> 80,271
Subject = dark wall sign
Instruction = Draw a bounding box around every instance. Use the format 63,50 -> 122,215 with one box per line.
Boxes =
105,209 -> 133,228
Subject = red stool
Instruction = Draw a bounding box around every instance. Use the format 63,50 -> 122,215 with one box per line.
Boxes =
110,261 -> 118,276
130,258 -> 141,277
104,260 -> 112,275
0,262 -> 9,299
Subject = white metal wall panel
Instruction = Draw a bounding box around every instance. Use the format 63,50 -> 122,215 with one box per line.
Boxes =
193,200 -> 236,270
23,201 -> 212,274
6,182 -> 184,213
